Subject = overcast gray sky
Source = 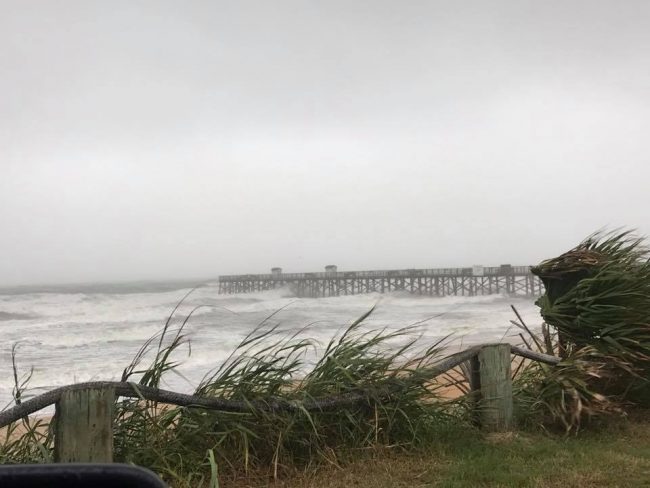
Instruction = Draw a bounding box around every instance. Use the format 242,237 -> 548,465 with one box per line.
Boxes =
1,1 -> 649,286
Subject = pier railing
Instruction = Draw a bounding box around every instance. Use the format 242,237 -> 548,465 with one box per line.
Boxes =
0,344 -> 560,463
218,266 -> 534,282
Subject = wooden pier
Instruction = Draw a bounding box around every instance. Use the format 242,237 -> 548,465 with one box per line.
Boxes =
218,265 -> 543,297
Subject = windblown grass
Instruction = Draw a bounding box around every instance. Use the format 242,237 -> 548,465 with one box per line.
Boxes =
111,307 -> 456,486
0,344 -> 53,464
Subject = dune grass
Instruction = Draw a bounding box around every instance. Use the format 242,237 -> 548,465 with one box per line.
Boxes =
111,307 -> 464,486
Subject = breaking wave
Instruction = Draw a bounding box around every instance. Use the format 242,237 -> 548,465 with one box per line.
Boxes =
0,282 -> 541,409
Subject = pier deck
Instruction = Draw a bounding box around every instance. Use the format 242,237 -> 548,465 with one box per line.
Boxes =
218,265 -> 542,297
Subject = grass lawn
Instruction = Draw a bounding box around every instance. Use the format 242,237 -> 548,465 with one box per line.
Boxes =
228,412 -> 650,488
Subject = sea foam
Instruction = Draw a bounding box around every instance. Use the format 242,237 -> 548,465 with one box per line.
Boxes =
0,282 -> 541,410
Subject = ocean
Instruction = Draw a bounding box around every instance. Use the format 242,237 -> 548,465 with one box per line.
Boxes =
0,280 -> 542,410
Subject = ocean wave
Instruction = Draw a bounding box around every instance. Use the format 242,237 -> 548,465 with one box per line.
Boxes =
0,283 -> 542,409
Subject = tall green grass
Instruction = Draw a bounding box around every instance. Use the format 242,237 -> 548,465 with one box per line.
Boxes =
0,344 -> 53,464
110,307 -> 456,485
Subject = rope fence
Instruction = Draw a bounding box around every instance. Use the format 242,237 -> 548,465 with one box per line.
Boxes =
0,343 -> 562,463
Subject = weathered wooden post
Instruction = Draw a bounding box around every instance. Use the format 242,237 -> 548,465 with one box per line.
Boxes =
468,354 -> 482,426
54,387 -> 114,462
475,344 -> 513,431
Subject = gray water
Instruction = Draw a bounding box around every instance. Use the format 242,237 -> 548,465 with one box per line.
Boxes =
0,281 -> 541,410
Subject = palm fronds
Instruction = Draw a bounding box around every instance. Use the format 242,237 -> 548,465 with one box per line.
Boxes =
531,230 -> 650,362
517,230 -> 650,432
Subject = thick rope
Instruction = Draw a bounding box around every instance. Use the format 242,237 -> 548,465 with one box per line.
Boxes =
510,345 -> 561,365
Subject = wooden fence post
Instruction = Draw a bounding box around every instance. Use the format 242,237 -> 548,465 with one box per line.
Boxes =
476,344 -> 513,431
54,387 -> 114,463
468,354 -> 481,426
